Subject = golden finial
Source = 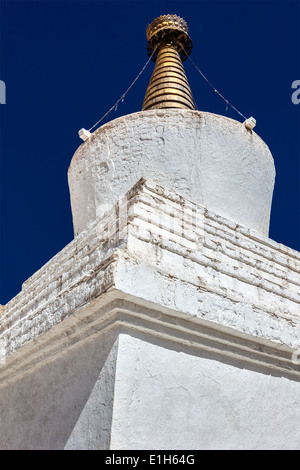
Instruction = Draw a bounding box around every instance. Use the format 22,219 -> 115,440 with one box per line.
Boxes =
142,14 -> 195,111
146,14 -> 192,61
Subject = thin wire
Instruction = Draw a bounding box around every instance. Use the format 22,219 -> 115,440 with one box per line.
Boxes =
180,44 -> 247,121
88,45 -> 158,132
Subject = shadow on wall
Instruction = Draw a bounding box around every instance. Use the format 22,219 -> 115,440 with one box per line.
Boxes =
0,330 -> 118,450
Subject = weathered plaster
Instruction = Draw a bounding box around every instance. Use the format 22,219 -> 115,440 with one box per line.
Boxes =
0,330 -> 118,450
111,332 -> 300,450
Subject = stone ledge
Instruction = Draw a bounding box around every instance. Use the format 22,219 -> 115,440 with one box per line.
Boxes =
0,295 -> 299,388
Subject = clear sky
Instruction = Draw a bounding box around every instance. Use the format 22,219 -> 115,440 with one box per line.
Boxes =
0,0 -> 299,304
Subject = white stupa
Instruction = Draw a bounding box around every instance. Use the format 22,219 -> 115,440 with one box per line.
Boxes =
0,15 -> 299,450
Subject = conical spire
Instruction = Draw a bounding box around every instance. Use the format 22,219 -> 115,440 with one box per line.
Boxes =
142,15 -> 195,111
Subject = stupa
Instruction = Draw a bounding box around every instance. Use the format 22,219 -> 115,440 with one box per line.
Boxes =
0,15 -> 299,450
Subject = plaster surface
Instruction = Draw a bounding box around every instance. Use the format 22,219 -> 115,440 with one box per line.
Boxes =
0,330 -> 118,450
111,332 -> 300,450
68,110 -> 275,237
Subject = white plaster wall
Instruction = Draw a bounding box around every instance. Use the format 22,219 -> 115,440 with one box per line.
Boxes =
68,110 -> 275,237
111,332 -> 300,450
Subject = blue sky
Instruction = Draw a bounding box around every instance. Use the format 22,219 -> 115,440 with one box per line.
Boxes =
0,0 -> 299,304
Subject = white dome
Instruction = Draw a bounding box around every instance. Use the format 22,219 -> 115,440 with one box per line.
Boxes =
68,110 -> 275,236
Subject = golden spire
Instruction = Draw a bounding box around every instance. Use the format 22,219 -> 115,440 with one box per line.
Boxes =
142,15 -> 195,111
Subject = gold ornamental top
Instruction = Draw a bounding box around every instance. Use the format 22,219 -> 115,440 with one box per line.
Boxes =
142,14 -> 195,111
146,14 -> 193,61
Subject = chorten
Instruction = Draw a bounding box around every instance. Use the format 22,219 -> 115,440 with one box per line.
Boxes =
0,15 -> 299,450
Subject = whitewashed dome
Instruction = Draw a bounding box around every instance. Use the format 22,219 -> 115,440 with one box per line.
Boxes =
68,109 -> 275,237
